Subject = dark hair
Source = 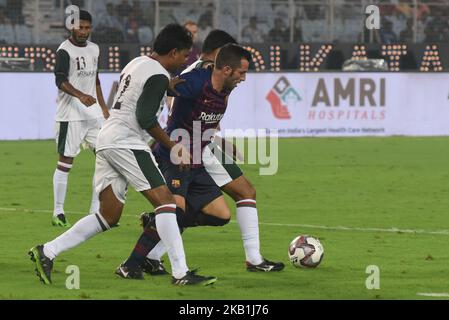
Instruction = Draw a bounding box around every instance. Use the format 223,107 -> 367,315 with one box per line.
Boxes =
202,30 -> 237,54
215,44 -> 252,70
79,10 -> 92,23
153,24 -> 193,55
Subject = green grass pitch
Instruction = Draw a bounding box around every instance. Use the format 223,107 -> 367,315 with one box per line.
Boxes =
0,137 -> 448,299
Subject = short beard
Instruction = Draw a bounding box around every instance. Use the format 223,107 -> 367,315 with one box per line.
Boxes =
72,33 -> 87,45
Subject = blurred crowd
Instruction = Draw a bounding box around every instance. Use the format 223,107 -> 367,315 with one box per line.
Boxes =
0,0 -> 449,45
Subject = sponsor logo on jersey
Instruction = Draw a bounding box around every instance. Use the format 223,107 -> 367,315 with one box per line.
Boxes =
198,112 -> 224,123
171,179 -> 181,188
77,70 -> 96,77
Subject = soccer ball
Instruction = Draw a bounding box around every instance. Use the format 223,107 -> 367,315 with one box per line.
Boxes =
288,235 -> 324,268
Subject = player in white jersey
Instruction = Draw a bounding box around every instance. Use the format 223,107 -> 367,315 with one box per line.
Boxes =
29,24 -> 217,287
52,10 -> 110,228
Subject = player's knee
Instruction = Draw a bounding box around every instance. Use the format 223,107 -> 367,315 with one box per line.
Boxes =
235,185 -> 256,201
216,206 -> 231,221
103,215 -> 120,227
56,160 -> 73,172
230,177 -> 257,201
246,185 -> 256,200
148,185 -> 176,207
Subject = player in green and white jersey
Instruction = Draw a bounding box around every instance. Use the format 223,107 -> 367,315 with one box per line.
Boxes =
52,10 -> 110,227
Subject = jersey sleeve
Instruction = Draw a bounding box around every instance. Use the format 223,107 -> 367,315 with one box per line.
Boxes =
54,49 -> 70,89
168,70 -> 203,99
136,74 -> 169,130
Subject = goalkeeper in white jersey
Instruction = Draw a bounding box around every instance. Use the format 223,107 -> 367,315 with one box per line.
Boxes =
52,10 -> 110,227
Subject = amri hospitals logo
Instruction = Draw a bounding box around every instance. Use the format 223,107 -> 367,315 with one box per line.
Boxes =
266,76 -> 301,119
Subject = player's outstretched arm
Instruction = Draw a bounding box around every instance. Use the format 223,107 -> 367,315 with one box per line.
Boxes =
54,49 -> 96,107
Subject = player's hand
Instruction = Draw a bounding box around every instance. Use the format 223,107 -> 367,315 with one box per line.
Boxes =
102,109 -> 110,119
168,76 -> 185,96
178,144 -> 191,171
170,143 -> 191,171
79,94 -> 97,107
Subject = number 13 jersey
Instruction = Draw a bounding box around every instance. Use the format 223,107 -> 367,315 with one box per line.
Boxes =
55,39 -> 102,121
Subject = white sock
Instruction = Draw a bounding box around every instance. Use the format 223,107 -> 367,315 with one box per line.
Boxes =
43,213 -> 110,260
155,205 -> 188,279
147,241 -> 166,261
236,199 -> 263,265
53,167 -> 70,217
88,175 -> 100,214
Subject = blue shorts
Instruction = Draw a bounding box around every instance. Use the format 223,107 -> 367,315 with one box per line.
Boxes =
156,156 -> 223,213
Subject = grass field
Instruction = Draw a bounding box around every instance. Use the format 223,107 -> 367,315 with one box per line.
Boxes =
1,137 -> 449,300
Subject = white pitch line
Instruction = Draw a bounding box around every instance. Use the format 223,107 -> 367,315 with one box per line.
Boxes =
2,206 -> 449,236
0,207 -> 139,218
417,293 -> 449,298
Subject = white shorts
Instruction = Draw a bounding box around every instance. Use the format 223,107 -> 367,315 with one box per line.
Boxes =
202,143 -> 243,187
55,118 -> 104,157
94,148 -> 165,203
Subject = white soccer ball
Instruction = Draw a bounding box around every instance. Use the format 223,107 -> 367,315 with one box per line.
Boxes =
288,235 -> 324,268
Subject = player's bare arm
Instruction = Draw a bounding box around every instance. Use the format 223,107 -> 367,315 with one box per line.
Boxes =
168,76 -> 186,96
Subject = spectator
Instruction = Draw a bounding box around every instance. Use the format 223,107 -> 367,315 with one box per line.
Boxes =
242,16 -> 264,43
116,0 -> 132,24
126,11 -> 140,42
125,2 -> 145,42
131,1 -> 144,25
6,0 -> 23,25
417,10 -> 431,42
137,24 -> 153,44
292,19 -> 303,43
197,12 -> 213,43
380,19 -> 398,44
93,3 -> 125,43
424,10 -> 449,43
70,0 -> 85,8
0,6 -> 14,44
303,0 -> 322,20
268,17 -> 289,42
399,18 -> 413,43
184,20 -> 201,65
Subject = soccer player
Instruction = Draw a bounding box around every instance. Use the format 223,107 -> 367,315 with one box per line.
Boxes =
120,43 -> 284,279
29,24 -> 216,286
52,10 -> 109,227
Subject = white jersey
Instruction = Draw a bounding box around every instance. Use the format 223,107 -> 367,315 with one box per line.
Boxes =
56,39 -> 102,121
96,56 -> 170,151
164,58 -> 206,118
182,59 -> 204,74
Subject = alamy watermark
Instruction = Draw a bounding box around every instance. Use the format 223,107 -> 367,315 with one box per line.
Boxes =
365,265 -> 380,290
169,122 -> 279,176
65,265 -> 80,289
365,5 -> 380,30
65,5 -> 80,30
